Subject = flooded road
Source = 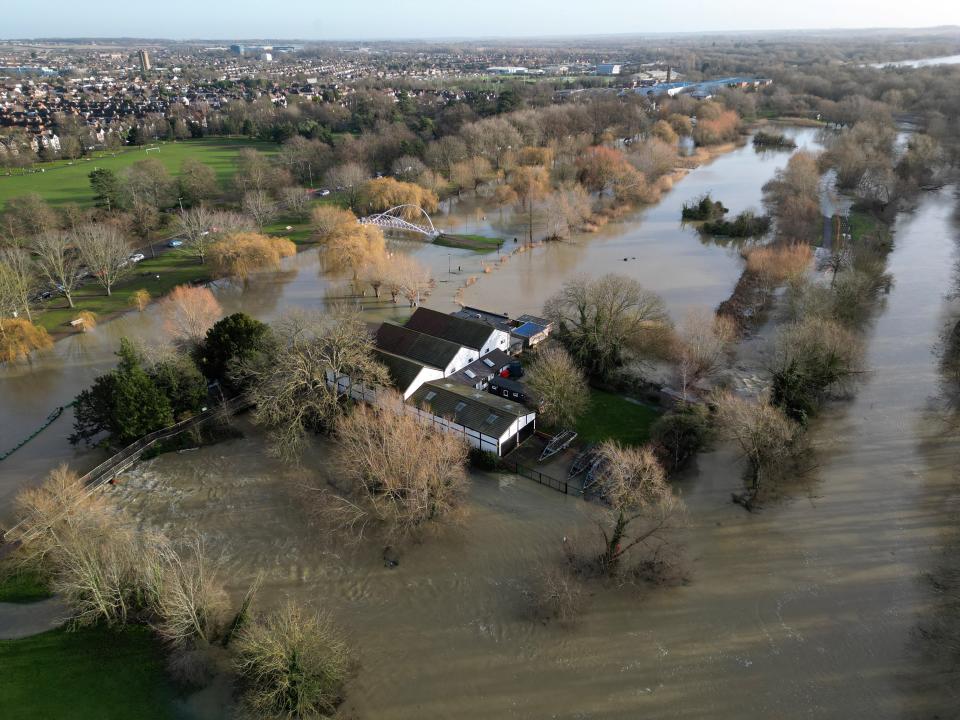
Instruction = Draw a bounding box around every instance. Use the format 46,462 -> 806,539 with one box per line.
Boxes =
0,127 -> 821,516
111,186 -> 960,718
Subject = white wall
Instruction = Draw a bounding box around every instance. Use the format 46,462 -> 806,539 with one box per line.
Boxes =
443,347 -> 479,376
480,329 -> 511,356
404,366 -> 444,399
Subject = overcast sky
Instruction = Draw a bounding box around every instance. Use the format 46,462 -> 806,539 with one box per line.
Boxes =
5,0 -> 960,40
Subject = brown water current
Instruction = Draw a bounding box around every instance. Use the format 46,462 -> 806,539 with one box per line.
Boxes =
108,186 -> 960,718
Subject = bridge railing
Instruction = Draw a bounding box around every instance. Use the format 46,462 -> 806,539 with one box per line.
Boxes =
1,396 -> 249,548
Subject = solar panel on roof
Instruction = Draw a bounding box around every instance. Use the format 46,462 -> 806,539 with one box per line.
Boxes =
482,358 -> 495,367
464,369 -> 477,379
485,413 -> 499,424
454,401 -> 467,412
424,391 -> 436,401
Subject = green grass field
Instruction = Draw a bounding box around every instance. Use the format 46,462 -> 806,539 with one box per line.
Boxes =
0,138 -> 276,208
0,567 -> 51,604
575,389 -> 661,447
34,249 -> 212,333
0,625 -> 179,719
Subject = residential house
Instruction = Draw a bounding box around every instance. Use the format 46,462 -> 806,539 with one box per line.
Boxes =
375,322 -> 477,376
405,307 -> 511,357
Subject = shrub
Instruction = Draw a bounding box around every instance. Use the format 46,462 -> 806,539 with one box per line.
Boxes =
700,211 -> 772,238
468,447 -> 499,471
753,130 -> 797,150
681,193 -> 727,221
234,602 -> 348,719
0,318 -> 52,363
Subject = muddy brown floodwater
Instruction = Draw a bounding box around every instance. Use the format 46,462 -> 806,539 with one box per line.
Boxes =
109,186 -> 960,718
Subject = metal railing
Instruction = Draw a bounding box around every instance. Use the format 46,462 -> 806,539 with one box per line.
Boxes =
502,460 -> 583,497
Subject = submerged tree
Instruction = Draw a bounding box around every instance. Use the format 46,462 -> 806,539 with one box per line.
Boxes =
328,392 -> 469,538
592,442 -> 684,577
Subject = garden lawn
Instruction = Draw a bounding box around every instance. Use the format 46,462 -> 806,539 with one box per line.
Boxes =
34,249 -> 211,333
0,625 -> 179,720
0,137 -> 276,208
575,389 -> 661,447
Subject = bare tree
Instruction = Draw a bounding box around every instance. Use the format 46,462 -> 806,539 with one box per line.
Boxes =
234,601 -> 348,719
242,190 -> 276,230
384,254 -> 432,306
279,186 -> 310,220
323,162 -> 368,210
592,442 -> 684,577
154,536 -> 229,649
328,392 -> 469,538
159,285 -> 223,345
527,344 -> 589,428
0,246 -> 37,320
243,308 -> 390,462
32,230 -> 85,308
176,206 -> 215,264
544,274 -> 670,378
674,309 -> 736,400
73,223 -> 132,296
712,391 -> 799,504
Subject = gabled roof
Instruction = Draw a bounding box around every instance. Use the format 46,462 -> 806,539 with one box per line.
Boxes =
410,380 -> 527,438
405,307 -> 498,350
375,322 -> 462,370
373,349 -> 429,394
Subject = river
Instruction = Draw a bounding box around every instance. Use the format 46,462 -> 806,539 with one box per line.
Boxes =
0,127 -> 824,517
871,54 -> 960,69
110,184 -> 960,718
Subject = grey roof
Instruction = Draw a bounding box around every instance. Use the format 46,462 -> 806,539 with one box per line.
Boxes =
489,376 -> 527,394
452,306 -> 514,333
410,380 -> 528,438
373,349 -> 427,393
448,349 -> 512,387
405,307 -> 497,350
375,323 -> 463,370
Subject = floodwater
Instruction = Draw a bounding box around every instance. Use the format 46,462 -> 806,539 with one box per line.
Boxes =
450,127 -> 824,320
871,54 -> 960,69
111,187 -> 960,718
0,127 -> 822,517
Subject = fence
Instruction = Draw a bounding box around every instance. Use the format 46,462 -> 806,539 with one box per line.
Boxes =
2,396 -> 248,549
502,460 -> 583,497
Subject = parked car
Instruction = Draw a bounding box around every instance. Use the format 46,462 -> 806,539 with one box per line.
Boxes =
129,253 -> 146,263
320,189 -> 331,197
167,239 -> 184,248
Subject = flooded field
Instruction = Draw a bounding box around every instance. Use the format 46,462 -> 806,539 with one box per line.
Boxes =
0,127 -> 822,516
109,186 -> 960,718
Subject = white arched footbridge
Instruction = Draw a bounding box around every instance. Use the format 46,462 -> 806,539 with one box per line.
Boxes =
358,204 -> 441,238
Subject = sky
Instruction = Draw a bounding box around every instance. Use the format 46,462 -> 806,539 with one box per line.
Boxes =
5,0 -> 960,40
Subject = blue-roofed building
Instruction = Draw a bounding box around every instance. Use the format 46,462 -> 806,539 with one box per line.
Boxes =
511,321 -> 550,349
